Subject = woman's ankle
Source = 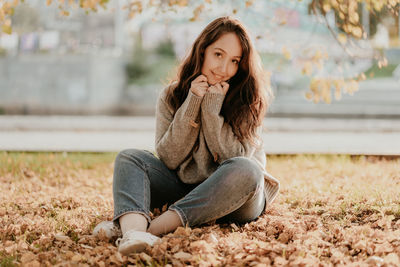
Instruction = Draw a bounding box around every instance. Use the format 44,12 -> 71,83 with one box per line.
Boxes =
147,210 -> 182,236
119,213 -> 148,235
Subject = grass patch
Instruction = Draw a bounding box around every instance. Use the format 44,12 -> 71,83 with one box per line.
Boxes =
0,151 -> 116,181
364,63 -> 398,78
0,252 -> 17,267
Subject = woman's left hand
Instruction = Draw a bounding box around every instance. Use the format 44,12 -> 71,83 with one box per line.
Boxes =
207,82 -> 229,95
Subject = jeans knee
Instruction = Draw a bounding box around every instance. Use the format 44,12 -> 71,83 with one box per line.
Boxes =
226,157 -> 264,189
116,148 -> 144,163
113,149 -> 148,186
114,149 -> 150,176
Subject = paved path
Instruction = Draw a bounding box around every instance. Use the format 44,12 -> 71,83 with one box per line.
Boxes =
0,116 -> 399,155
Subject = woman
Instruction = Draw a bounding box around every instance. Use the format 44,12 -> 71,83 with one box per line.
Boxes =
93,16 -> 280,255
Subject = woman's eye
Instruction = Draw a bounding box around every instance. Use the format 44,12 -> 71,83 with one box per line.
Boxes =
232,60 -> 239,65
215,52 -> 222,58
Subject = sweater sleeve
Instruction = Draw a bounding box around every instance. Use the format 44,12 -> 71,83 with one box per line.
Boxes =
200,92 -> 260,163
155,88 -> 203,170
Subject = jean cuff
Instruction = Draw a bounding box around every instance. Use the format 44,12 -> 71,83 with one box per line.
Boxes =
112,208 -> 152,225
168,205 -> 188,227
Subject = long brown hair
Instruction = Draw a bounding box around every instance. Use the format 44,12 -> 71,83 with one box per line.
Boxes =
167,16 -> 272,141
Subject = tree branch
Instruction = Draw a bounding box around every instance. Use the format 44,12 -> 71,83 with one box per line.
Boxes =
322,14 -> 355,58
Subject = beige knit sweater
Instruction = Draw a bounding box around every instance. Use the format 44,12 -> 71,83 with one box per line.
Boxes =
155,84 -> 280,207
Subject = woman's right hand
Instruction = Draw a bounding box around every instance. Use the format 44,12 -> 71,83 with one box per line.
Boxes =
190,75 -> 209,97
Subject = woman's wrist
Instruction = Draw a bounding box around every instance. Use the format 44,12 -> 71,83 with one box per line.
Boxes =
190,88 -> 205,98
202,92 -> 225,113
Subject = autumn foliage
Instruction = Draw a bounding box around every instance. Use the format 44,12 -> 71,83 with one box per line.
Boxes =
1,152 -> 399,266
309,0 -> 399,39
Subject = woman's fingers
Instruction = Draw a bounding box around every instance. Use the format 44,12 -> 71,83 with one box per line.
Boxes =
208,82 -> 228,95
197,81 -> 209,88
191,76 -> 230,97
207,85 -> 216,92
192,77 -> 208,88
190,76 -> 209,97
221,82 -> 229,94
194,75 -> 208,83
215,83 -> 223,91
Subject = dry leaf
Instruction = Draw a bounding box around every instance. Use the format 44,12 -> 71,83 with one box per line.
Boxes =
54,234 -> 70,242
366,256 -> 384,266
384,253 -> 400,265
230,223 -> 239,231
173,251 -> 192,261
139,252 -> 152,263
2,153 -> 400,266
23,261 -> 40,267
71,254 -> 82,262
21,252 -> 37,263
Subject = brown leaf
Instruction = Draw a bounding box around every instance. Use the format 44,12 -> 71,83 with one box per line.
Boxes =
5,244 -> 17,254
174,226 -> 191,237
54,234 -> 70,242
353,239 -> 367,251
374,242 -> 393,254
190,240 -> 214,254
109,254 -> 122,264
232,252 -> 245,260
277,232 -> 290,244
71,254 -> 82,262
17,240 -> 29,250
173,251 -> 192,261
139,252 -> 153,263
366,256 -> 384,266
384,253 -> 400,265
274,256 -> 288,265
230,223 -> 239,231
22,168 -> 35,178
21,252 -> 37,263
205,233 -> 218,243
65,251 -> 75,259
23,261 -> 40,267
0,207 -> 6,216
116,252 -> 124,262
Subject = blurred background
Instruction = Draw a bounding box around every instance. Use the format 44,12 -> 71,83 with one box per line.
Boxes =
0,0 -> 399,155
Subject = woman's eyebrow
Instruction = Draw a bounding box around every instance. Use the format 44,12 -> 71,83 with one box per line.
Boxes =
214,47 -> 242,59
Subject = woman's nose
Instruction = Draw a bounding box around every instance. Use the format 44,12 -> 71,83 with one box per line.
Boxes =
219,60 -> 229,74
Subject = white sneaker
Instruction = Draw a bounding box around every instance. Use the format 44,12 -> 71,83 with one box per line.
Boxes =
93,221 -> 121,240
116,230 -> 160,255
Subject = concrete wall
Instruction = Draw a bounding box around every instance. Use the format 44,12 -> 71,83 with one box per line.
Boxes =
0,53 -> 126,114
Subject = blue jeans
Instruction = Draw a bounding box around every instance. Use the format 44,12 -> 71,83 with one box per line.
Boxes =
112,149 -> 265,227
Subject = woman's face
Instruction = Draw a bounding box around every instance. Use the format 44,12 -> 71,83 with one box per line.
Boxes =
201,32 -> 242,85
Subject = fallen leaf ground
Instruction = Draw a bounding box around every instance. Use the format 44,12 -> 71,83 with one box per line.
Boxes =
1,152 -> 399,266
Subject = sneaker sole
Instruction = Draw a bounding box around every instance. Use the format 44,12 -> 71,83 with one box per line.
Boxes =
118,241 -> 147,255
